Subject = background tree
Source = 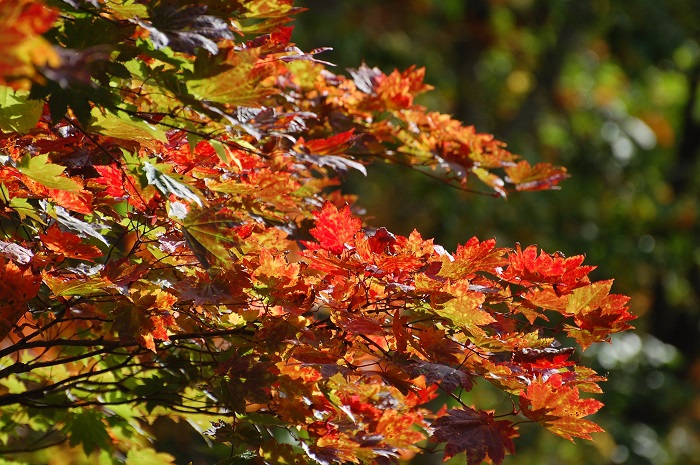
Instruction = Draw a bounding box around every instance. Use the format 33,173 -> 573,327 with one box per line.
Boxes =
0,1 -> 635,464
295,1 -> 700,464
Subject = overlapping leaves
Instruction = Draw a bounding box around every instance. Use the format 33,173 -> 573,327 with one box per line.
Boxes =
0,0 -> 634,464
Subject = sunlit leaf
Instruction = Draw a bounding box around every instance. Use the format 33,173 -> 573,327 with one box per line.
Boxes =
0,85 -> 42,133
17,154 -> 82,192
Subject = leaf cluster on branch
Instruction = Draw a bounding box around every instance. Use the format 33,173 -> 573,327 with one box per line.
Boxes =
0,0 -> 633,463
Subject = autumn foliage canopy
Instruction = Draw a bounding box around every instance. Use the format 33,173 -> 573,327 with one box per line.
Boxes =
0,0 -> 634,463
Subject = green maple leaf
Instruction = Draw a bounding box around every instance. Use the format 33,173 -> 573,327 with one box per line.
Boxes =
87,109 -> 167,150
0,86 -> 43,134
64,409 -> 112,456
17,154 -> 82,192
433,281 -> 493,336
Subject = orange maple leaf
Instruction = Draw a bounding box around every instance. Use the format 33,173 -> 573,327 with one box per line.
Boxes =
0,257 -> 40,338
40,224 -> 103,261
519,374 -> 604,441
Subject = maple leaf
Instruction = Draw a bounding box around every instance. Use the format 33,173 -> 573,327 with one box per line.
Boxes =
0,257 -> 40,338
0,240 -> 33,264
308,202 -> 362,254
143,161 -> 202,206
519,374 -> 604,441
431,407 -> 517,464
567,295 -> 635,349
349,63 -> 384,94
565,279 -> 614,315
504,160 -> 570,192
299,129 -> 357,155
432,280 -> 493,336
407,361 -> 473,393
438,237 -> 507,279
0,86 -> 43,133
93,164 -> 126,197
177,204 -> 243,267
187,48 -> 279,106
374,66 -> 433,110
251,247 -> 300,288
40,224 -> 103,261
17,153 -> 83,192
137,3 -> 234,55
501,244 -> 595,292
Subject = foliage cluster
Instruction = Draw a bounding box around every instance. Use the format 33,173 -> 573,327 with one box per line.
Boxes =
295,2 -> 700,464
0,1 -> 632,463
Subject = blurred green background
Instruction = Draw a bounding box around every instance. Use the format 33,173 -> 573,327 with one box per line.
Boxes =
293,1 -> 700,464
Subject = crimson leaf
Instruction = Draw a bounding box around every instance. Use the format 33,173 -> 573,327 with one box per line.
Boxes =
431,408 -> 517,464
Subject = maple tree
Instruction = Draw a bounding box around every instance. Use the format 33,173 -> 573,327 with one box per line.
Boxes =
0,1 -> 635,464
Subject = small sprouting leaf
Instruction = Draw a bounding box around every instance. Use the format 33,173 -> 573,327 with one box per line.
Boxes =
431,407 -> 517,464
17,154 -> 83,192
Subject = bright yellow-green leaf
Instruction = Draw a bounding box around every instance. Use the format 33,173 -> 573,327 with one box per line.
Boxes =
0,85 -> 43,134
108,0 -> 148,20
43,273 -> 113,297
433,290 -> 492,337
125,447 -> 176,465
87,108 -> 167,149
17,154 -> 83,192
187,51 -> 277,106
566,280 -> 613,315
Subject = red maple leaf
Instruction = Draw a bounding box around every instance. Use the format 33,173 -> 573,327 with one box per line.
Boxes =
501,244 -> 594,292
93,164 -> 126,197
431,407 -> 517,464
301,129 -> 356,155
438,236 -> 507,279
308,202 -> 362,254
